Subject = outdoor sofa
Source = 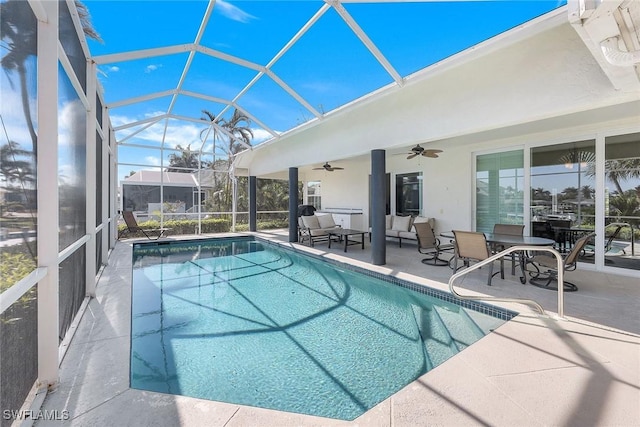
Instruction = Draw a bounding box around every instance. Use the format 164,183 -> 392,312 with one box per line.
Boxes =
370,215 -> 436,247
298,213 -> 342,246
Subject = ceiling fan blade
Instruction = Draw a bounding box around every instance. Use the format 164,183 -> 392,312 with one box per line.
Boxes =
312,167 -> 324,170
332,167 -> 344,170
325,167 -> 334,171
422,149 -> 443,158
407,153 -> 418,159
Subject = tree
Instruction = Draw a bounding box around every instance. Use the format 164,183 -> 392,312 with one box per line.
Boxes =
166,144 -> 200,172
1,0 -> 101,157
200,108 -> 253,158
201,108 -> 254,211
0,140 -> 35,185
1,0 -> 38,153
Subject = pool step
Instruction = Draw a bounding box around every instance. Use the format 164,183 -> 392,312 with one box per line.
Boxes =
411,305 -> 459,370
433,305 -> 485,351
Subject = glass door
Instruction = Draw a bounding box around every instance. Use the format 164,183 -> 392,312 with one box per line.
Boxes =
604,133 -> 640,271
475,150 -> 524,233
530,140 -> 596,262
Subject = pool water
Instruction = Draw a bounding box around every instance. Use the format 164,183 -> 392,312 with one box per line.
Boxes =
130,238 -> 510,420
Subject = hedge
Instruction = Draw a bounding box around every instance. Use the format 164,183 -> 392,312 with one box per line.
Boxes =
118,217 -> 289,238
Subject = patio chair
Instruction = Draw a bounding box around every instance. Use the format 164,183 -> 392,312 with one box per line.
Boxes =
121,210 -> 170,240
414,222 -> 454,266
492,223 -> 525,275
527,232 -> 596,292
605,223 -> 627,254
452,230 -> 495,286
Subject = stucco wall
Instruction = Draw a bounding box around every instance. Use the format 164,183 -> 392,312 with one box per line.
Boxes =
236,20 -> 636,177
236,16 -> 640,239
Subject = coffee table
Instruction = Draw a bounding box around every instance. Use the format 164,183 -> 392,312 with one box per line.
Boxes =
328,229 -> 368,252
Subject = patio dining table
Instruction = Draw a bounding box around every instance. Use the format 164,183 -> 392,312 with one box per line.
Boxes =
440,231 -> 556,283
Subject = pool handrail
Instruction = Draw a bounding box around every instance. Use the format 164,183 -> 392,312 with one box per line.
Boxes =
448,245 -> 566,318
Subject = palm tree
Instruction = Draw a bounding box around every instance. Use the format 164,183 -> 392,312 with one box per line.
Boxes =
603,159 -> 640,195
200,108 -> 253,158
1,0 -> 101,157
166,144 -> 201,172
0,140 -> 35,185
223,109 -> 253,155
1,0 -> 38,153
201,108 -> 253,211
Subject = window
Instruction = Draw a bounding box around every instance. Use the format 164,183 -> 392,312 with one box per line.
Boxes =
395,172 -> 422,216
307,181 -> 321,210
476,150 -> 524,233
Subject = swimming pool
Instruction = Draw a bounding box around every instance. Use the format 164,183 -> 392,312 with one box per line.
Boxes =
130,237 -> 514,420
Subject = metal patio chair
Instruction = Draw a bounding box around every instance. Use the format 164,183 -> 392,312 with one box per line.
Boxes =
414,222 -> 454,266
527,232 -> 596,292
452,230 -> 496,286
492,223 -> 525,275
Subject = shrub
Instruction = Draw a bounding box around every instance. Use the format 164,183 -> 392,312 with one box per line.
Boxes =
119,217 -> 288,238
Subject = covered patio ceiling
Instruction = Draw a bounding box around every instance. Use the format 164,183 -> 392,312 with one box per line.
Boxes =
86,0 -> 569,177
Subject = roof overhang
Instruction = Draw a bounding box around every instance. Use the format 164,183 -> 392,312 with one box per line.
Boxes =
235,6 -> 639,177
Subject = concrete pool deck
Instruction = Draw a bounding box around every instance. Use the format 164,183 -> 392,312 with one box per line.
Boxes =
35,232 -> 639,426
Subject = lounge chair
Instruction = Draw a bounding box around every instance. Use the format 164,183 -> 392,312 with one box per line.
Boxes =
121,211 -> 170,240
605,222 -> 628,254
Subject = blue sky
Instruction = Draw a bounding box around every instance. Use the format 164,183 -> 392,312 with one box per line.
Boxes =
79,0 -> 566,181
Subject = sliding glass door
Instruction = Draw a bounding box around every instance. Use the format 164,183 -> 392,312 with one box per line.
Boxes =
604,133 -> 640,271
475,150 -> 524,233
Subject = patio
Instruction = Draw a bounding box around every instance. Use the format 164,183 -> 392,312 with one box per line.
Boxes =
3,1 -> 640,424
35,232 -> 639,426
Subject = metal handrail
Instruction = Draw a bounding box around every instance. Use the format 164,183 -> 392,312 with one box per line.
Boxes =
448,245 -> 566,318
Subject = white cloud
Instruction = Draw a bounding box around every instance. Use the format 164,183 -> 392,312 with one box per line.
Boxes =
97,65 -> 120,78
111,113 -> 205,150
217,0 -> 256,23
58,99 -> 86,147
144,156 -> 161,166
145,64 -> 162,73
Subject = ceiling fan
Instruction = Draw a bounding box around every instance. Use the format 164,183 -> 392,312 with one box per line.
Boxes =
405,144 -> 443,159
313,162 -> 344,172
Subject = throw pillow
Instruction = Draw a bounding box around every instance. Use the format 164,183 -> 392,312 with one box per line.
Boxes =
391,215 -> 412,232
317,214 -> 336,229
385,215 -> 392,229
301,215 -> 321,230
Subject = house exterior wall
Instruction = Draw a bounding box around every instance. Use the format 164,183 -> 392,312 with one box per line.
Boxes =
236,20 -> 638,177
236,16 -> 640,275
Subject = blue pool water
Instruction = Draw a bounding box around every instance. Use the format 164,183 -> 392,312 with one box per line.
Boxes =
130,237 -> 512,420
